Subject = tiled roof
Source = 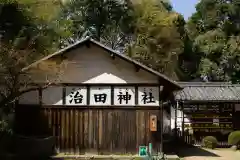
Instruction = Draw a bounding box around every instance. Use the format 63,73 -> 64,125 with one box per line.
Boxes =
174,82 -> 240,102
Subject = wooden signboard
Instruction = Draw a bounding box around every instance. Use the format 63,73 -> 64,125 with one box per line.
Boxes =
63,86 -> 159,106
150,115 -> 157,131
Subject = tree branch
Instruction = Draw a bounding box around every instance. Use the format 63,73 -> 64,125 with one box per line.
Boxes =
19,82 -> 52,95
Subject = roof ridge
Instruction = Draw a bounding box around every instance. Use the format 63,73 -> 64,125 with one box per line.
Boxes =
177,81 -> 240,87
22,37 -> 181,90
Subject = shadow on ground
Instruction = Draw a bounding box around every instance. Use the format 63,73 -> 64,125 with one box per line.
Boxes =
176,145 -> 220,158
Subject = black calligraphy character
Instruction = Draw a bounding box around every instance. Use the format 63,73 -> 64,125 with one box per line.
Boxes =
141,92 -> 155,104
117,91 -> 131,104
94,94 -> 107,103
69,90 -> 83,104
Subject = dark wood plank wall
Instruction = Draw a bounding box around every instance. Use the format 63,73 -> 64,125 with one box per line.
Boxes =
15,105 -> 162,154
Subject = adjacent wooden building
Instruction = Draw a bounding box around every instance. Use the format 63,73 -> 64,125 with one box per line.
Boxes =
173,82 -> 240,145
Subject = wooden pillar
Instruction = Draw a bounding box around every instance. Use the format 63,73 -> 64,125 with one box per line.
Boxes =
160,101 -> 163,153
232,103 -> 235,130
159,85 -> 163,154
175,102 -> 178,137
169,102 -> 171,134
181,102 -> 185,142
14,98 -> 19,133
62,86 -> 66,105
39,87 -> 42,106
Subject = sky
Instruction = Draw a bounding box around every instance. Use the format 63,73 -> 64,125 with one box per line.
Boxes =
171,0 -> 199,20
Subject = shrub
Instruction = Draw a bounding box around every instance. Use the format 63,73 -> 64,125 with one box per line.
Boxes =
202,136 -> 218,149
228,131 -> 240,148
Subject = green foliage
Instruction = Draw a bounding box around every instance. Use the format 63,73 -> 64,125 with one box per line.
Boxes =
0,108 -> 13,134
59,0 -> 134,49
228,131 -> 240,146
202,136 -> 218,149
160,0 -> 173,11
127,0 -> 185,79
0,0 -> 66,113
0,120 -> 9,132
183,0 -> 240,82
0,0 -> 64,53
58,0 -> 187,78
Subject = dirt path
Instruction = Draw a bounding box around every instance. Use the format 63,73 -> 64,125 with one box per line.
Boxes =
178,147 -> 240,160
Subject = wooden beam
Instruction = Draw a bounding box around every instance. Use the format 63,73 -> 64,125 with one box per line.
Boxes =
175,102 -> 178,137
23,83 -> 162,87
159,85 -> 163,154
110,53 -> 115,60
135,65 -> 140,72
85,41 -> 91,48
135,86 -> 138,105
17,104 -> 164,110
182,102 -> 185,141
111,85 -> 114,105
180,100 -> 240,104
62,87 -> 66,105
87,85 -> 90,105
60,54 -> 67,61
39,87 -> 42,105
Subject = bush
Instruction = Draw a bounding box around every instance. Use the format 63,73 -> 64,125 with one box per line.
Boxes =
202,136 -> 218,149
228,131 -> 240,148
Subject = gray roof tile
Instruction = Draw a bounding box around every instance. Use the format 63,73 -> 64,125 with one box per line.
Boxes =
174,82 -> 240,101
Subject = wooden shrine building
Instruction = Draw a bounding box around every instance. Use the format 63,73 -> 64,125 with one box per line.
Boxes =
15,37 -> 182,155
173,82 -> 240,145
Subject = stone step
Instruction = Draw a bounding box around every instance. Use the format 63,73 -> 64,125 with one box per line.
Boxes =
52,154 -> 180,160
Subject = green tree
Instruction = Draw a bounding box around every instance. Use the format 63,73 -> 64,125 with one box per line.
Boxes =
160,0 -> 173,11
0,0 -> 65,53
0,0 -> 65,127
127,0 -> 185,79
184,0 -> 240,82
59,0 -> 134,50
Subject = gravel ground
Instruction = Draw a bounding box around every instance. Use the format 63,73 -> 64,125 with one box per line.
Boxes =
178,147 -> 240,160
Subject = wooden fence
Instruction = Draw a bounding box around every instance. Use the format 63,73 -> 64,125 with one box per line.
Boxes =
15,105 -> 163,154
